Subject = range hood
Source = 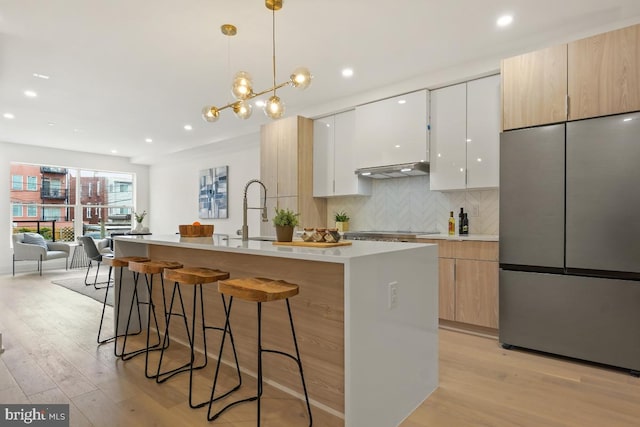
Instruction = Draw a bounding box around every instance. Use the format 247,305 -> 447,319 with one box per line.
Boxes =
355,161 -> 429,179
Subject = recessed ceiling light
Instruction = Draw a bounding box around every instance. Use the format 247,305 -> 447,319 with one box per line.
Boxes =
361,172 -> 371,176
24,90 -> 37,98
466,138 -> 472,142
47,122 -> 56,126
111,149 -> 118,154
342,68 -> 354,78
400,168 -> 412,172
255,100 -> 266,107
477,158 -> 483,162
623,117 -> 633,122
395,144 -> 401,148
145,138 -> 153,143
184,124 -> 193,131
497,14 -> 513,27
3,113 -> 15,119
73,128 -> 82,133
398,100 -> 406,104
32,73 -> 50,80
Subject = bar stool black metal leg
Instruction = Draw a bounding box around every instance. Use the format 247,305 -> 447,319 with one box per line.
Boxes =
96,266 -> 114,344
285,299 -> 313,426
257,301 -> 263,426
156,281 -> 191,383
113,269 -> 142,357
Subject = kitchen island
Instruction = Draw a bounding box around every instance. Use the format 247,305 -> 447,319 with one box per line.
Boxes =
112,234 -> 438,427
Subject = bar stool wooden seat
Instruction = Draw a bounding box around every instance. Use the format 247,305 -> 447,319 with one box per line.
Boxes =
208,277 -> 312,426
99,256 -> 150,352
157,267 -> 243,409
120,259 -> 183,379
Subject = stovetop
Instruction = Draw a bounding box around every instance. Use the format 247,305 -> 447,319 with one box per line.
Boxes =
344,230 -> 440,241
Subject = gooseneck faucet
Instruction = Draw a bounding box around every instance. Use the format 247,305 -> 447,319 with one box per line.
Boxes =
242,179 -> 268,241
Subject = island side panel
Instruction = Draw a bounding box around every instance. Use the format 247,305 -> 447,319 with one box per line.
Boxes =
345,244 -> 439,427
148,245 -> 346,418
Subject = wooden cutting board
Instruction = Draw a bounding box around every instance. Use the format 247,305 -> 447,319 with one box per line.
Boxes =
272,240 -> 352,248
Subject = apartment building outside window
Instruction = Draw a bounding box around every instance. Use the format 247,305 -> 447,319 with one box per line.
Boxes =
12,175 -> 22,190
12,204 -> 22,217
27,176 -> 37,191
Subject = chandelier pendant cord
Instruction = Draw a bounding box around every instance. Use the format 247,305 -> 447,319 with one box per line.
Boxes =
272,5 -> 276,95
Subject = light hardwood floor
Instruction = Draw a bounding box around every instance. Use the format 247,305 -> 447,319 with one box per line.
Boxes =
1,270 -> 639,427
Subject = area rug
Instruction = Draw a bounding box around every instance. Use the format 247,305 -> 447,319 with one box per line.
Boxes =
51,275 -> 114,306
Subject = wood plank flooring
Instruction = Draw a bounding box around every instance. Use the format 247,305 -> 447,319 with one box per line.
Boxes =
1,270 -> 639,426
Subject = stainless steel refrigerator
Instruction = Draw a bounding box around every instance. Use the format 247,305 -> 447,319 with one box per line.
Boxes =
499,113 -> 640,374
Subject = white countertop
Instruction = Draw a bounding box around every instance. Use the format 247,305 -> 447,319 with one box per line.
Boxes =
113,234 -> 435,264
416,233 -> 499,241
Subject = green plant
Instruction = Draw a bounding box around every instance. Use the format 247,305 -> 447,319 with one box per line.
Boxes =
273,207 -> 299,227
334,211 -> 350,222
134,210 -> 147,223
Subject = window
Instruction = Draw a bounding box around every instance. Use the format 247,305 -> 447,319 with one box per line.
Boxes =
10,163 -> 135,241
12,175 -> 23,190
27,176 -> 37,191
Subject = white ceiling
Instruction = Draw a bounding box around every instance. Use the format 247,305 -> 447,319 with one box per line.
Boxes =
2,0 -> 640,164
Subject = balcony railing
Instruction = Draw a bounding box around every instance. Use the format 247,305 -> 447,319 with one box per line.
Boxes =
40,167 -> 68,174
41,189 -> 67,200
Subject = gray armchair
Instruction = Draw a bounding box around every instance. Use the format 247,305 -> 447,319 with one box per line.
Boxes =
12,232 -> 70,276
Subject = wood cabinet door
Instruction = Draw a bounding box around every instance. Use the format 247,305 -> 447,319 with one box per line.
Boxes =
260,124 -> 279,196
501,44 -> 568,130
455,259 -> 498,328
439,258 -> 455,321
277,117 -> 299,198
569,24 -> 640,120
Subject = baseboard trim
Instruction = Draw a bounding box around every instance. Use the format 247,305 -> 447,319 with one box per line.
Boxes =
439,320 -> 498,340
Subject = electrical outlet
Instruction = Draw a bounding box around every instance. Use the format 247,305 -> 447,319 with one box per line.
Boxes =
388,281 -> 398,309
469,203 -> 480,217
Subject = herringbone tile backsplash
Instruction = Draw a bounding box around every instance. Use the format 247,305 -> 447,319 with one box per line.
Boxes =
326,176 -> 499,235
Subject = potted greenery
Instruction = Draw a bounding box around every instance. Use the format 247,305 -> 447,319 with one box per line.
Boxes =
334,210 -> 350,232
273,207 -> 300,242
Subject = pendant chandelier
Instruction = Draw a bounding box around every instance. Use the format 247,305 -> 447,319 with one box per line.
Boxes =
202,0 -> 312,123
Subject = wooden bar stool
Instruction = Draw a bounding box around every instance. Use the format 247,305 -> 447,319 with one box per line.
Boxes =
157,267 -> 243,409
120,259 -> 183,379
100,256 -> 150,354
208,277 -> 312,426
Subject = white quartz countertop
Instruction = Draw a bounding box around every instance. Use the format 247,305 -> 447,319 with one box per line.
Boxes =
415,233 -> 499,242
113,234 -> 435,264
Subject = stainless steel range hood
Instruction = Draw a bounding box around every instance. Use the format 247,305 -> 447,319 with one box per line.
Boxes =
355,161 -> 429,179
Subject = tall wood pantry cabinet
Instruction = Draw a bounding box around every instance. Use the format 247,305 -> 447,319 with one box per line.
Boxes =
260,116 -> 326,236
502,23 -> 640,130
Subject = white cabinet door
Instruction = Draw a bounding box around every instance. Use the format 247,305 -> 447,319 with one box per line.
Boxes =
430,83 -> 467,191
333,110 -> 370,196
467,75 -> 500,188
313,115 -> 334,197
313,111 -> 370,197
355,89 -> 428,169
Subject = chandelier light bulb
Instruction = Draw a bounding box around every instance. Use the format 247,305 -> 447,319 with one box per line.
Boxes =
231,71 -> 254,100
233,100 -> 253,119
202,105 -> 220,122
264,95 -> 285,119
290,67 -> 312,90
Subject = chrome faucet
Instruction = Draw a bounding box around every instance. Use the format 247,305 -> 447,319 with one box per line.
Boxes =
242,179 -> 268,241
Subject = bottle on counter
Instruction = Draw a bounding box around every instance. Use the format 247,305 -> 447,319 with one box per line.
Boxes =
458,208 -> 464,235
462,213 -> 469,235
448,211 -> 455,235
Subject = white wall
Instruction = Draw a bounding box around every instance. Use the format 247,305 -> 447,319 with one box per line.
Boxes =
1,141 -> 150,274
148,132 -> 261,238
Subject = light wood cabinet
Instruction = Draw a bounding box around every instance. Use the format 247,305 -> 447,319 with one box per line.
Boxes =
313,111 -> 371,197
502,23 -> 640,129
418,239 -> 498,329
501,44 -> 568,130
568,24 -> 640,120
430,75 -> 500,191
260,116 -> 326,235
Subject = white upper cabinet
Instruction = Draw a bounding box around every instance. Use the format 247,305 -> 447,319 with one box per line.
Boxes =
313,110 -> 371,197
466,75 -> 500,189
354,90 -> 429,169
430,83 -> 467,190
429,75 -> 500,191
